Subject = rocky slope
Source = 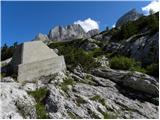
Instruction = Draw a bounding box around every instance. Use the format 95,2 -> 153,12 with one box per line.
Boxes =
0,65 -> 159,119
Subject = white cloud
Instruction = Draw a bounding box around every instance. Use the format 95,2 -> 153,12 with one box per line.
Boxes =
74,18 -> 99,32
112,24 -> 116,28
142,0 -> 160,15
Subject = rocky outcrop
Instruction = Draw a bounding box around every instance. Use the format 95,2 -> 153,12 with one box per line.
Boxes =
0,79 -> 37,119
87,29 -> 100,37
92,68 -> 159,96
33,33 -> 49,42
81,41 -> 99,51
48,24 -> 88,41
80,38 -> 100,51
0,68 -> 159,119
43,69 -> 158,119
116,9 -> 143,27
104,32 -> 159,65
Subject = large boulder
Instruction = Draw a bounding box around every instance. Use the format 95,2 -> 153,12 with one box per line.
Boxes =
92,68 -> 159,96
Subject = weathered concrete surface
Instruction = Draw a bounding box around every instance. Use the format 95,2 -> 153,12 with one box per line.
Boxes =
11,41 -> 66,82
18,56 -> 66,82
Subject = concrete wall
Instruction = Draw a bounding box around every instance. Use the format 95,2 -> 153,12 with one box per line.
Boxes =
22,41 -> 58,64
17,56 -> 66,82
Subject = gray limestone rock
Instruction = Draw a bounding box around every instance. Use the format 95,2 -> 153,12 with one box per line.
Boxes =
92,68 -> 159,96
0,80 -> 37,119
48,24 -> 89,41
87,29 -> 99,37
33,33 -> 49,42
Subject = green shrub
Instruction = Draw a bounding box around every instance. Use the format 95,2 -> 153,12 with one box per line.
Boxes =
28,88 -> 48,103
1,42 -> 18,61
35,103 -> 49,119
110,56 -> 136,70
146,63 -> 159,77
102,112 -> 117,119
131,66 -> 146,73
120,21 -> 138,39
49,42 -> 100,72
28,88 -> 49,119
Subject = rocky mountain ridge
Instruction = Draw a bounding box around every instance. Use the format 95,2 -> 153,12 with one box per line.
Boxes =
33,24 -> 99,42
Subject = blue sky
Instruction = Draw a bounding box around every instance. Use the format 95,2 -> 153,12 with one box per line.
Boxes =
1,1 -> 151,46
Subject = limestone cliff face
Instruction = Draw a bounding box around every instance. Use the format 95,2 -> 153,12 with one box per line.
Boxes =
87,29 -> 100,37
33,33 -> 49,42
116,9 -> 143,27
48,24 -> 89,41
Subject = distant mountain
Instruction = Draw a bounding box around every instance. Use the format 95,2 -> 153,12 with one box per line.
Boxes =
48,24 -> 88,41
33,33 -> 49,42
116,9 -> 143,27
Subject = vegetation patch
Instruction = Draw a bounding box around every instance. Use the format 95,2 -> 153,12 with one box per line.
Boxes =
109,56 -> 136,70
102,112 -> 117,119
48,40 -> 100,72
111,12 -> 159,41
60,78 -> 75,93
90,95 -> 106,106
146,63 -> 159,77
35,103 -> 48,119
1,42 -> 18,61
28,88 -> 49,119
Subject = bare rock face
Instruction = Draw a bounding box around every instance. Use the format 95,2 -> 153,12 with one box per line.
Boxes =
33,33 -> 49,42
44,69 -> 158,119
104,32 -> 159,65
92,68 -> 159,97
48,24 -> 88,41
87,29 -> 100,37
0,78 -> 37,119
116,9 -> 143,27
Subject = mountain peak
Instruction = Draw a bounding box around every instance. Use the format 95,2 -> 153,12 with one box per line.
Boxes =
116,9 -> 143,27
48,24 -> 88,41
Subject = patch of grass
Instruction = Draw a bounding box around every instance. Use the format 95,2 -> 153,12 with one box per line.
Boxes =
90,95 -> 106,106
110,56 -> 136,70
131,66 -> 146,74
35,103 -> 49,119
102,112 -> 117,119
28,88 -> 49,119
60,78 -> 75,93
76,96 -> 87,107
28,88 -> 48,103
146,63 -> 159,77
